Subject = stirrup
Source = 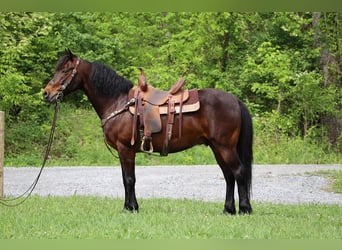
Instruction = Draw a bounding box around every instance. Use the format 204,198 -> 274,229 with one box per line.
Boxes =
141,136 -> 153,153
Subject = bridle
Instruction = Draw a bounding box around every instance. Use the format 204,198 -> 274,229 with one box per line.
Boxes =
56,58 -> 80,100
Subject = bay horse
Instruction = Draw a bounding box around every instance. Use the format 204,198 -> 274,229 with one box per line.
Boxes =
42,49 -> 253,215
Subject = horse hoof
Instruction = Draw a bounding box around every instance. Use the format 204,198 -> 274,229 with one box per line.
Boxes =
122,208 -> 139,214
223,207 -> 236,215
238,207 -> 252,215
123,204 -> 139,213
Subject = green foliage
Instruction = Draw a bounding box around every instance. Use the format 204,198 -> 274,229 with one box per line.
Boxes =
0,196 -> 341,239
248,42 -> 293,104
4,103 -> 341,166
253,115 -> 341,164
1,12 -> 341,165
0,13 -> 51,123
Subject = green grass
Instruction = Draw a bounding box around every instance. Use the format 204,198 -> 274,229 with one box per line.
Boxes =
253,133 -> 342,164
0,196 -> 341,239
314,170 -> 342,194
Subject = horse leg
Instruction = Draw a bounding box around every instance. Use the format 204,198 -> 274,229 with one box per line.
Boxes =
118,147 -> 139,212
211,145 -> 252,215
211,146 -> 237,215
222,168 -> 237,215
234,164 -> 252,215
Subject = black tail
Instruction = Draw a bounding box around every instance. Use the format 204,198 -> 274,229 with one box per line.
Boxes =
237,100 -> 253,199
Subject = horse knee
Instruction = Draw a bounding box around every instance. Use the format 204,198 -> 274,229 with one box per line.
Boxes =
231,165 -> 243,181
124,175 -> 136,187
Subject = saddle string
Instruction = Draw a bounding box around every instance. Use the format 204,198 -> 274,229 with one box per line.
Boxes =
0,101 -> 60,207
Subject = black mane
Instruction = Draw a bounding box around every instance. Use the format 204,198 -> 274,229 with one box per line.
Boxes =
90,61 -> 134,99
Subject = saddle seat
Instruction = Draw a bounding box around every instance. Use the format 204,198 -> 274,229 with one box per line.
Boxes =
137,78 -> 188,106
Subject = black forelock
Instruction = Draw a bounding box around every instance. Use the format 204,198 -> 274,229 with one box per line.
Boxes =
56,49 -> 74,71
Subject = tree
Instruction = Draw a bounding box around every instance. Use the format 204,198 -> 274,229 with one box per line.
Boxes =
0,12 -> 53,122
1,12 -> 341,158
312,12 -> 342,147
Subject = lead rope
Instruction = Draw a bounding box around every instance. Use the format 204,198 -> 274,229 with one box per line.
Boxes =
0,101 -> 60,207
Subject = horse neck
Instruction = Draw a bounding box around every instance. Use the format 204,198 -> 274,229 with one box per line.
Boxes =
82,83 -> 124,120
79,62 -> 127,120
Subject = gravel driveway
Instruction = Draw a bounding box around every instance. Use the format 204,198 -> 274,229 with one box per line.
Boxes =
3,164 -> 342,206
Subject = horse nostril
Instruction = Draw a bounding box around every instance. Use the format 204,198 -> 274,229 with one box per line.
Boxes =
42,90 -> 49,99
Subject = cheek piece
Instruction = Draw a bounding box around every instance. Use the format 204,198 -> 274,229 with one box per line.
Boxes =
59,58 -> 80,92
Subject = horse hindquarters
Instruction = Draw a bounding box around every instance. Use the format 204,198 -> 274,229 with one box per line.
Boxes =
201,89 -> 253,215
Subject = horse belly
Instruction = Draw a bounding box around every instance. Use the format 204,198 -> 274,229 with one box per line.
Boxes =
151,112 -> 207,153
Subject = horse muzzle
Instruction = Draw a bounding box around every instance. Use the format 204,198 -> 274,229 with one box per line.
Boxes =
42,90 -> 63,103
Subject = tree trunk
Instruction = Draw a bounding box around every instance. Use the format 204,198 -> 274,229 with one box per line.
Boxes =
221,31 -> 229,72
312,12 -> 342,147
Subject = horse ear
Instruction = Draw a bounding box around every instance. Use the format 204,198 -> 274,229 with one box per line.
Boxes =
65,48 -> 74,59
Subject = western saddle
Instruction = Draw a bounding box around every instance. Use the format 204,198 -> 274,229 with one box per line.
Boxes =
128,68 -> 200,156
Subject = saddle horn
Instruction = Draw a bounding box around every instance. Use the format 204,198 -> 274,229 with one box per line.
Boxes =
138,67 -> 148,92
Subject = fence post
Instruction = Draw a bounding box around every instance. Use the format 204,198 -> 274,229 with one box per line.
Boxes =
0,111 -> 4,198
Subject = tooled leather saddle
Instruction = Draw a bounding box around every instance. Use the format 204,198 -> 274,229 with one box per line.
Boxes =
129,68 -> 200,156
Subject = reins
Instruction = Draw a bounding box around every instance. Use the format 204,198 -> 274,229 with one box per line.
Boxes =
0,101 -> 60,207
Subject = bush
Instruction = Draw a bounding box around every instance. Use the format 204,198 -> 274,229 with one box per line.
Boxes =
4,104 -> 341,166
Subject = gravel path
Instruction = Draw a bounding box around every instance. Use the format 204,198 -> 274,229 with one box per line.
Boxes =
3,164 -> 342,206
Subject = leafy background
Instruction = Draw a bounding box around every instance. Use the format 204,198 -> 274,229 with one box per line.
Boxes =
0,12 -> 341,166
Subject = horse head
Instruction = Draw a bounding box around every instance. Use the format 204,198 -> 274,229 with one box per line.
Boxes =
43,49 -> 81,102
